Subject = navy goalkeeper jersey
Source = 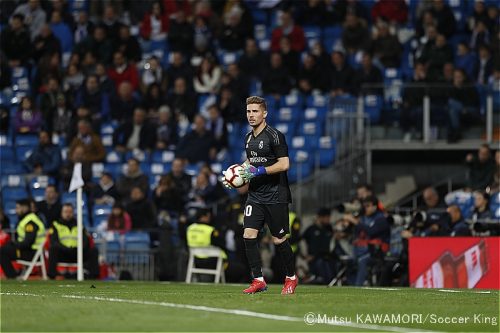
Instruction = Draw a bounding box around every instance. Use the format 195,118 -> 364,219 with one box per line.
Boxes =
244,125 -> 292,204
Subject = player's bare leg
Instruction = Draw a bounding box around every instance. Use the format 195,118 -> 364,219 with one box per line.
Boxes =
243,228 -> 267,294
273,236 -> 298,295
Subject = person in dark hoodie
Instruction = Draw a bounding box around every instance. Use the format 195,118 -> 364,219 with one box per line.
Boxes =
125,186 -> 157,229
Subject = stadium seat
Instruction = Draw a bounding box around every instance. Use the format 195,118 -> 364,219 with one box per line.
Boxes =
2,187 -> 28,203
276,107 -> 300,123
302,107 -> 328,122
15,146 -> 33,163
0,146 -> 14,162
306,94 -> 329,108
152,150 -> 175,164
15,134 -> 38,146
317,136 -> 336,168
1,175 -> 25,188
29,176 -> 55,190
363,95 -> 383,124
0,161 -> 24,175
280,93 -> 304,108
297,121 -> 323,137
125,150 -> 150,163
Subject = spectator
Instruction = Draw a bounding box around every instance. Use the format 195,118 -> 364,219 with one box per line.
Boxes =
401,62 -> 428,141
116,158 -> 150,202
101,4 -> 121,41
47,203 -> 99,279
295,0 -> 328,27
297,53 -> 329,94
371,0 -> 408,25
331,0 -> 370,24
419,33 -> 453,81
490,150 -> 500,192
206,104 -> 228,151
219,5 -> 253,51
75,74 -> 110,123
470,19 -> 490,51
472,191 -> 492,221
110,81 -> 141,122
39,77 -> 64,133
166,51 -> 193,89
468,0 -> 488,33
475,45 -> 494,85
193,55 -> 222,94
13,0 -> 47,40
168,10 -> 194,55
68,120 -> 106,163
32,24 -> 62,63
113,108 -> 157,152
192,16 -> 214,61
454,42 -> 477,80
371,19 -> 402,68
141,56 -> 167,94
126,186 -> 157,229
447,68 -> 480,142
63,64 -> 85,97
73,11 -> 94,45
187,172 -> 219,207
74,25 -> 113,65
262,53 -> 292,97
156,105 -> 178,149
107,202 -> 132,234
66,107 -> 93,144
80,51 -> 97,75
429,0 -> 456,38
217,86 -> 246,123
24,130 -> 62,177
271,11 -> 305,53
447,205 -> 471,236
301,207 -> 335,284
354,52 -> 383,96
107,51 -> 140,92
60,144 -> 92,191
142,83 -> 166,115
341,13 -> 371,55
113,24 -> 142,63
140,1 -> 169,41
50,10 -> 73,53
166,77 -> 197,122
226,63 -> 250,101
278,36 -> 300,80
176,114 -> 217,164
238,38 -> 268,80
92,172 -> 120,206
167,158 -> 192,204
345,195 -> 390,286
35,185 -> 61,227
14,97 -> 42,135
0,13 -> 31,66
154,175 -> 184,215
95,62 -> 115,93
329,50 -> 356,97
465,144 -> 496,191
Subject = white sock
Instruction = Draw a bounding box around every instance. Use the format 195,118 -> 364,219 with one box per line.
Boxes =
286,275 -> 296,280
255,277 -> 264,282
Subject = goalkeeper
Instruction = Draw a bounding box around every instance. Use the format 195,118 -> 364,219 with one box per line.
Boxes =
223,96 -> 297,295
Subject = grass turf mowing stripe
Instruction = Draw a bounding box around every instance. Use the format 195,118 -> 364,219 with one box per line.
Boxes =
1,292 -> 436,332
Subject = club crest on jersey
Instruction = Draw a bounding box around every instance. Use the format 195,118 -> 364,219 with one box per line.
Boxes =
259,140 -> 264,149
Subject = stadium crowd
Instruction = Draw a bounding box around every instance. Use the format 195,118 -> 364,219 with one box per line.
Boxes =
0,0 -> 499,284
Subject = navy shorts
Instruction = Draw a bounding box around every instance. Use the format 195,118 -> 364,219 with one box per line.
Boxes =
243,202 -> 289,238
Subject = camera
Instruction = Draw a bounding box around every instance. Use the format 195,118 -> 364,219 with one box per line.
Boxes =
387,213 -> 412,228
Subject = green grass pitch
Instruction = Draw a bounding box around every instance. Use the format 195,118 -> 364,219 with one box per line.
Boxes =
1,281 -> 498,332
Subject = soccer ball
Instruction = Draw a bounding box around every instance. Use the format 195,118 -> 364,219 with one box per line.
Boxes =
224,164 -> 247,188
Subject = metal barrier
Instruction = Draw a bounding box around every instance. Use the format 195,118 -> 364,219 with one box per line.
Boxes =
291,104 -> 370,215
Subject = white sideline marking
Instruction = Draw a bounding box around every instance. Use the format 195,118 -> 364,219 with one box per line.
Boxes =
361,287 -> 401,291
1,292 -> 435,332
437,289 -> 491,294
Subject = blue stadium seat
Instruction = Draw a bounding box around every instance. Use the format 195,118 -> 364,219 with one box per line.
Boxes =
297,121 -> 323,137
125,150 -> 150,163
0,161 -> 24,175
276,107 -> 300,123
149,162 -> 171,176
306,94 -> 329,108
363,95 -> 383,124
104,163 -> 126,179
1,175 -> 26,188
29,176 -> 55,190
288,150 -> 313,183
302,107 -> 328,122
15,134 -> 38,146
31,188 -> 45,202
280,93 -> 304,108
15,146 -> 33,163
106,150 -> 123,163
317,136 -> 336,168
2,187 -> 28,202
152,150 -> 176,164
0,146 -> 14,162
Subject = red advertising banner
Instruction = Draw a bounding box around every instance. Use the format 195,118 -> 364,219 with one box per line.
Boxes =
409,237 -> 499,289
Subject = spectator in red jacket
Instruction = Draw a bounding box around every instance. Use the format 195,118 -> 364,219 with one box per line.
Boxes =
271,10 -> 305,53
140,1 -> 169,41
107,51 -> 139,91
371,0 -> 408,25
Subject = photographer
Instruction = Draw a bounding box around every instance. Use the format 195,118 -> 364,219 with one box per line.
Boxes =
402,187 -> 450,238
344,196 -> 390,286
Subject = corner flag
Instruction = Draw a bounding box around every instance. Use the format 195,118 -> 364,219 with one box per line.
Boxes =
69,163 -> 84,193
68,162 -> 85,281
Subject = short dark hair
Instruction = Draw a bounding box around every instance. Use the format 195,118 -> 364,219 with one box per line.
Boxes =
16,199 -> 30,207
362,195 -> 378,207
317,207 -> 331,217
246,96 -> 267,111
12,13 -> 25,22
62,203 -> 74,209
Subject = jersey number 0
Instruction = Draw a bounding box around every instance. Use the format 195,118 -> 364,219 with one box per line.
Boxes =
245,205 -> 253,217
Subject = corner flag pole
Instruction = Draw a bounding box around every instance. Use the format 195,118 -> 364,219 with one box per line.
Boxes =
69,163 -> 85,281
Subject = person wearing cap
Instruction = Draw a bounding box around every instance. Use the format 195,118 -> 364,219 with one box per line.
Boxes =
301,208 -> 334,284
344,195 -> 390,286
0,199 -> 46,278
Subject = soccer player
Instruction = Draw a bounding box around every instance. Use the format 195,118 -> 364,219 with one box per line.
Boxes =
223,96 -> 297,294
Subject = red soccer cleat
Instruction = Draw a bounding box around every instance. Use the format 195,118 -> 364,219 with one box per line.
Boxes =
243,279 -> 267,294
281,276 -> 298,295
